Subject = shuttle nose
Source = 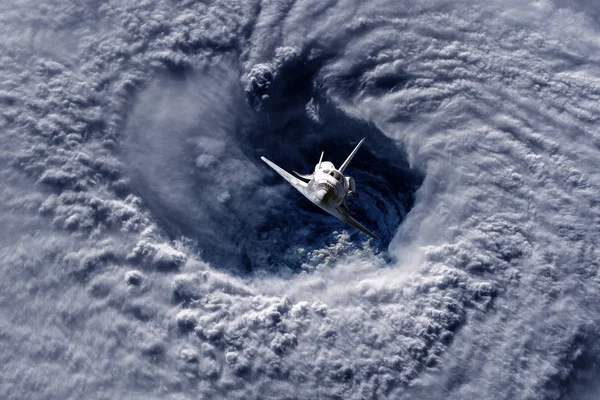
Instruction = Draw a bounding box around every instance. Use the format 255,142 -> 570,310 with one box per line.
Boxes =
315,188 -> 328,203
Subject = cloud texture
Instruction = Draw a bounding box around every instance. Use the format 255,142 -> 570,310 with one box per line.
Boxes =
2,0 -> 600,399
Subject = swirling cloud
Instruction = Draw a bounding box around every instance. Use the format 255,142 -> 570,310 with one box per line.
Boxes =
1,0 -> 600,399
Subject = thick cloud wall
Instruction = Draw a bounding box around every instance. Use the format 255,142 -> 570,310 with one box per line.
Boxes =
2,0 -> 600,399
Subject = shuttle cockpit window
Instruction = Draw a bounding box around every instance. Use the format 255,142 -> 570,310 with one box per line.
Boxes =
329,170 -> 342,181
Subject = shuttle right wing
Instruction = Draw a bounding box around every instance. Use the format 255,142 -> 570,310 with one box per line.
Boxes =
261,156 -> 308,197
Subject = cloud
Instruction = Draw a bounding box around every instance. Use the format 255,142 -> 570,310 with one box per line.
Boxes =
2,0 -> 600,399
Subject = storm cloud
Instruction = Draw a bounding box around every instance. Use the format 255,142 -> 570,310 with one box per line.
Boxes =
1,0 -> 600,399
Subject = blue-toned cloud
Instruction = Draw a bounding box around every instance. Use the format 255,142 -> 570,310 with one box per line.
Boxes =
1,0 -> 600,399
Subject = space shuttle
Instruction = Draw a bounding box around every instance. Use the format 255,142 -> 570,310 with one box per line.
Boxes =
261,138 -> 380,240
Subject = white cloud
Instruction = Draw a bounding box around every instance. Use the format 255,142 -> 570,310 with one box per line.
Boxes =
1,0 -> 600,398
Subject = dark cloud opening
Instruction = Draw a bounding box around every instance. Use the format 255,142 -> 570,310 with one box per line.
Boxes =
242,50 -> 423,270
121,59 -> 422,274
247,96 -> 423,265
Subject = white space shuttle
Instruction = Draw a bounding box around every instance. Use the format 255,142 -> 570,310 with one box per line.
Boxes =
261,138 -> 380,240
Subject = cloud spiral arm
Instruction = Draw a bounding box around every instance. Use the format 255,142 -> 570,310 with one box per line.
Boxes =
1,0 -> 600,399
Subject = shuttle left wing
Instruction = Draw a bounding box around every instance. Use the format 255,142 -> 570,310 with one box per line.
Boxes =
333,206 -> 380,240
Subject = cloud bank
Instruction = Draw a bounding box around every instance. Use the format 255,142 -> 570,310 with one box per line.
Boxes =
1,0 -> 600,399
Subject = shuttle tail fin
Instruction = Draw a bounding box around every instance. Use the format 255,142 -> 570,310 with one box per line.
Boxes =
339,138 -> 365,173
